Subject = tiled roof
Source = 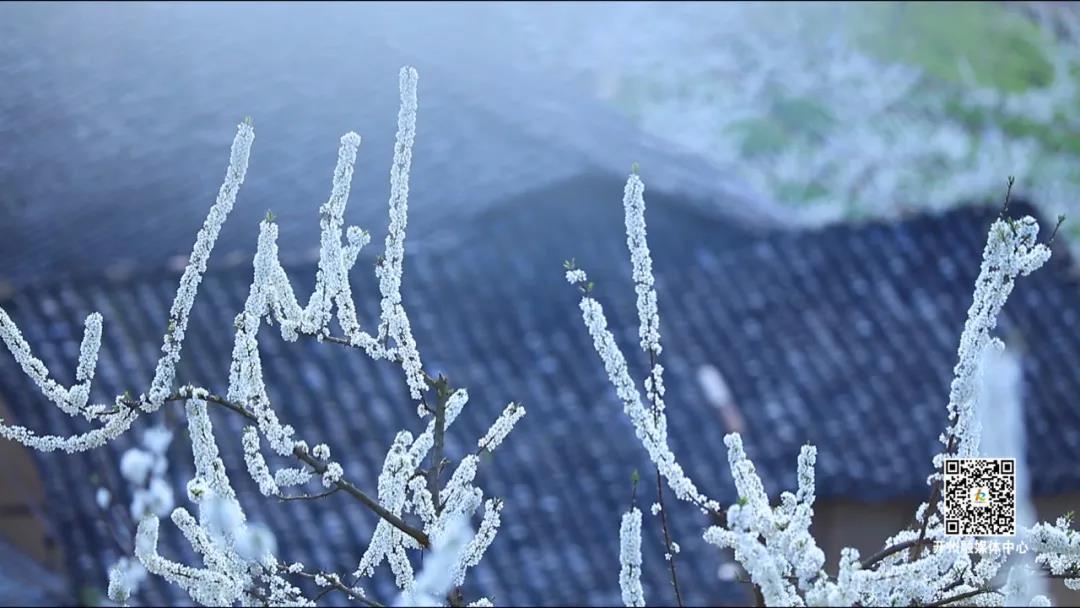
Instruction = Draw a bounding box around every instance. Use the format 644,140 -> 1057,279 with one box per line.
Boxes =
1,172 -> 1078,606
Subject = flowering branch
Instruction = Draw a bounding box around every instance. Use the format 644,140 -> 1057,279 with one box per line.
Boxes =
0,67 -> 525,606
570,168 -> 1076,607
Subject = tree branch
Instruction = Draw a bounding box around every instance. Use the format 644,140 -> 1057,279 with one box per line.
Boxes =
655,467 -> 684,608
122,390 -> 430,549
428,376 -> 450,515
280,566 -> 385,608
926,586 -> 1000,607
861,537 -> 934,570
277,487 -> 340,502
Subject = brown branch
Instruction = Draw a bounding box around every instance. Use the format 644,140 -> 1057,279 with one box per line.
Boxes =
655,467 -> 684,608
642,343 -> 685,607
911,434 -> 956,562
280,566 -> 384,608
861,537 -> 935,570
123,391 -> 430,549
277,487 -> 340,502
926,586 -> 1000,607
999,175 -> 1015,218
428,376 -> 451,515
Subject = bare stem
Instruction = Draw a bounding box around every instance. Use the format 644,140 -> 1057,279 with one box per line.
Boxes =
861,537 -> 934,570
277,487 -> 340,502
926,587 -> 1000,607
280,566 -> 385,608
429,376 -> 450,514
655,468 -> 684,608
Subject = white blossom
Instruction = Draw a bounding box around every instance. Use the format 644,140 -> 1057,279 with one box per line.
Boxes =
130,477 -> 175,519
120,448 -> 155,486
619,507 -> 645,607
376,67 -> 426,403
400,512 -> 474,606
623,172 -> 661,358
149,122 -> 255,408
107,556 -> 147,604
141,425 -> 174,456
570,172 -> 721,513
235,522 -> 278,565
565,268 -> 588,284
242,426 -> 279,497
452,499 -> 503,587
0,309 -> 101,418
96,487 -> 111,509
0,67 -> 519,607
273,467 -> 313,488
187,477 -> 210,503
477,403 -> 526,452
577,168 -> 1064,606
939,215 -> 1051,462
322,462 -> 344,488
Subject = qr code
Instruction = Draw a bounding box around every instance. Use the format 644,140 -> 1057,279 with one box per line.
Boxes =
943,458 -> 1015,536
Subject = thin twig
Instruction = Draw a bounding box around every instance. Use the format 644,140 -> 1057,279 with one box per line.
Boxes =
429,376 -> 450,514
999,175 -> 1015,218
911,434 -> 956,562
655,467 -> 684,608
1050,214 -> 1066,244
280,566 -> 385,608
122,391 -> 430,548
277,487 -> 340,502
642,339 -> 684,607
861,537 -> 934,570
926,586 -> 1000,607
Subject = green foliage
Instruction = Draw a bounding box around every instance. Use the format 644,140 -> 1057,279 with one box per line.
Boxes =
853,2 -> 1054,93
725,95 -> 834,160
726,118 -> 788,158
78,586 -> 104,607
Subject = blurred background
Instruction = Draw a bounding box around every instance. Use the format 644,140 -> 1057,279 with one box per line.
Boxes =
515,2 -> 1080,230
1,2 -> 1079,606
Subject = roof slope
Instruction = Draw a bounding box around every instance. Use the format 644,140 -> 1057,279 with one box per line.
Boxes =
0,2 -> 780,289
1,182 -> 1077,605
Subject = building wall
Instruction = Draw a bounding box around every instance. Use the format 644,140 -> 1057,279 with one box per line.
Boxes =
0,398 -> 64,571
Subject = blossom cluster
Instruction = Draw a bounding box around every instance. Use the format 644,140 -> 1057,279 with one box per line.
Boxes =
572,169 -> 1079,606
0,67 -> 523,606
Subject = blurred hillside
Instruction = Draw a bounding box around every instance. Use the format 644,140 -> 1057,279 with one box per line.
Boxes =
509,2 -> 1080,238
